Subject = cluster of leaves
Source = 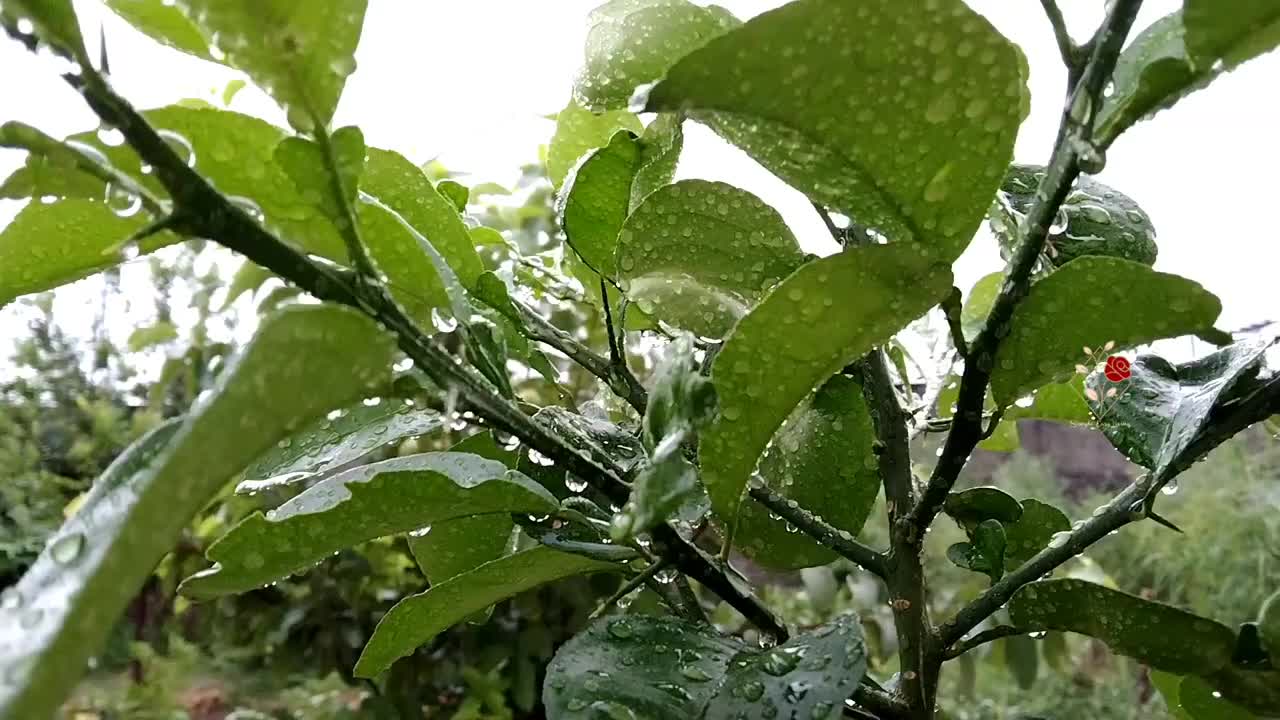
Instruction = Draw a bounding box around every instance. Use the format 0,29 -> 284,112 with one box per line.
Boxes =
1,0 -> 1279,719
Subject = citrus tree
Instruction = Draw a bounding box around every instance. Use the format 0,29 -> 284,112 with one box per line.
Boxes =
1,1 -> 1279,718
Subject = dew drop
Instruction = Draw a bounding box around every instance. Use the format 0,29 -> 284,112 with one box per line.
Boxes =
50,532 -> 85,565
157,129 -> 196,168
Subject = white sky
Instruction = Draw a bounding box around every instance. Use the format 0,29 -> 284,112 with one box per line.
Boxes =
1,0 -> 1277,359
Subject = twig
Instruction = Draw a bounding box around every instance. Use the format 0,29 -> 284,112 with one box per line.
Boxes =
940,287 -> 968,358
1039,0 -> 1082,77
747,480 -> 889,579
316,129 -> 379,284
600,278 -> 623,365
848,684 -> 911,719
943,625 -> 1025,660
592,559 -> 669,618
910,0 -> 1145,536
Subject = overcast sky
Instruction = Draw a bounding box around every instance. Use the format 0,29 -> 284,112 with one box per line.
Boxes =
1,0 -> 1276,358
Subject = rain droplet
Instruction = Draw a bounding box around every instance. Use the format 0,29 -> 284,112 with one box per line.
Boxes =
1161,480 -> 1179,496
50,532 -> 85,565
431,308 -> 458,333
157,129 -> 196,168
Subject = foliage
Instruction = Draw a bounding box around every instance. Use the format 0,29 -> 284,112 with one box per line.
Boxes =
2,1 -> 1279,719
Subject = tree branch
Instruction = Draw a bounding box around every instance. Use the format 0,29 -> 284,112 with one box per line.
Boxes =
940,287 -> 968,358
1039,0 -> 1081,75
747,480 -> 889,578
942,625 -> 1025,660
910,0 -> 1145,536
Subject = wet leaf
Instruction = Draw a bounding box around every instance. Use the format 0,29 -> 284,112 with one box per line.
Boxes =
700,243 -> 950,535
0,304 -> 396,719
547,100 -> 642,189
990,257 -> 1224,406
180,453 -> 559,598
407,515 -> 513,586
1203,665 -> 1280,716
1002,499 -> 1071,570
241,399 -> 444,483
105,0 -> 212,60
616,179 -> 807,338
222,260 -> 274,309
273,126 -> 367,230
175,0 -> 367,131
573,0 -> 739,112
946,519 -> 1007,581
2,0 -> 87,60
631,114 -> 683,207
0,199 -> 161,306
557,130 -> 641,275
961,272 -> 1003,343
990,166 -> 1158,272
1087,340 -> 1272,474
944,486 -> 1023,529
647,0 -> 1028,261
733,375 -> 880,570
1009,579 -> 1237,675
706,613 -> 867,720
358,547 -> 621,678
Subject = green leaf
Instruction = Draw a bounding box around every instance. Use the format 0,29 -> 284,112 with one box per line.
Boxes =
1002,499 -> 1071,569
1261,589 -> 1280,660
642,336 -> 716,452
221,260 -> 274,309
362,148 -> 484,288
617,453 -> 701,540
240,399 -> 444,483
557,130 -> 641,275
631,114 -> 683,208
547,100 -> 642,189
2,0 -> 87,61
357,546 -> 621,678
544,614 -> 743,718
700,243 -> 951,534
105,0 -> 213,60
646,0 -> 1028,261
407,515 -> 513,586
0,304 -> 396,719
1009,579 -> 1237,675
1004,634 -> 1040,690
0,199 -> 163,305
1011,377 -> 1093,426
273,126 -> 367,230
616,180 -> 807,338
1152,671 -> 1194,720
1203,665 -> 1280,716
180,452 -> 559,599
990,166 -> 1158,271
175,0 -> 367,131
946,519 -> 1007,581
534,407 -> 645,477
705,613 -> 868,720
126,321 -> 178,351
733,375 -> 880,570
1088,340 -> 1272,475
990,257 -> 1223,406
944,486 -> 1023,529
1180,675 -> 1257,720
573,0 -> 739,112
437,179 -> 469,212
961,272 -> 1003,343
1099,3 -> 1280,146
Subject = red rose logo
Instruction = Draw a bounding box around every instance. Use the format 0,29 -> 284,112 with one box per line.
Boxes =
1104,355 -> 1131,382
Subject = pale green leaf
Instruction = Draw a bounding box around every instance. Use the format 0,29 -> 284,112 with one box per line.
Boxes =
547,100 -> 642,189
175,0 -> 367,131
557,130 -> 641,274
0,304 -> 397,719
273,125 -> 367,229
647,0 -> 1028,261
356,546 -> 621,677
180,453 -> 559,599
990,257 -> 1223,406
105,0 -> 212,60
700,243 -> 951,534
2,0 -> 86,60
126,321 -> 178,351
437,179 -> 469,212
574,0 -> 739,111
1002,498 -> 1071,569
221,260 -> 274,309
631,114 -> 683,207
733,375 -> 880,569
1009,578 -> 1236,675
616,179 -> 806,338
961,272 -> 1003,343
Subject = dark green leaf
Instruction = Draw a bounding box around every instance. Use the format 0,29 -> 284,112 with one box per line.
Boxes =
1180,675 -> 1257,720
700,243 -> 951,536
944,486 -> 1023,528
1203,665 -> 1280,716
407,515 -> 513,586
0,304 -> 396,719
1004,634 -> 1040,690
990,166 -> 1158,271
946,519 -> 1007,581
1009,579 -> 1237,675
357,547 -> 621,678
544,614 -> 742,719
0,199 -> 164,306
733,375 -> 880,570
547,100 -> 642,189
105,0 -> 212,60
176,0 -> 367,131
1261,589 -> 1280,660
990,257 -> 1223,406
573,0 -> 739,112
705,613 -> 868,720
240,399 -> 443,483
1002,499 -> 1071,570
1087,340 -> 1272,475
180,453 -> 559,599
557,130 -> 641,274
647,0 -> 1028,261
616,179 -> 807,338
